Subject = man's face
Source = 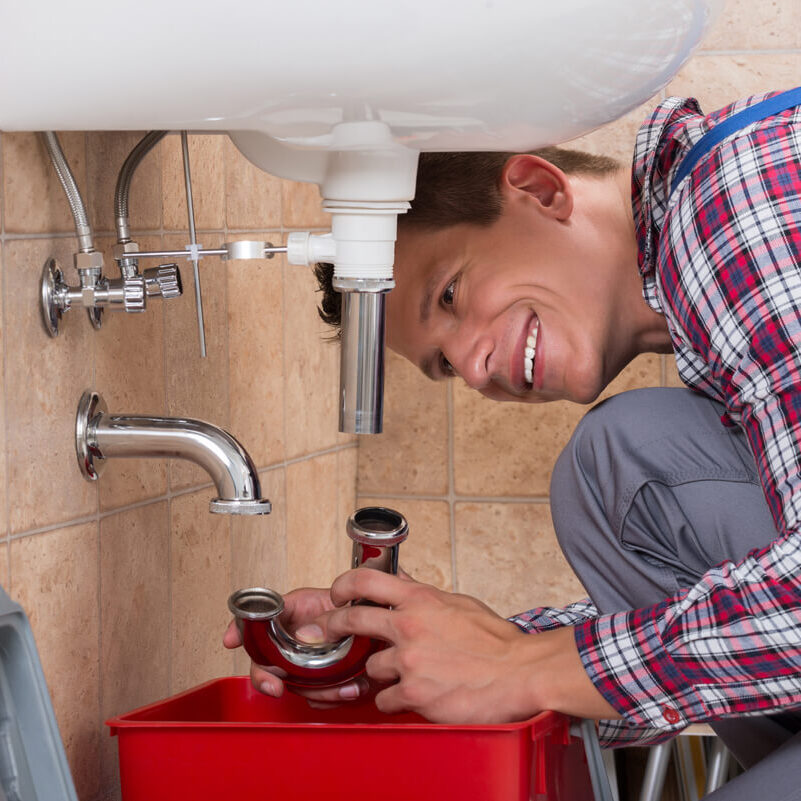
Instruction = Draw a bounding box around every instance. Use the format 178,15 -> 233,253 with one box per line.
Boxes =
386,197 -> 622,405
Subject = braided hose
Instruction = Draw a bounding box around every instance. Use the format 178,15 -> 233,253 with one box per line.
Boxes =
41,131 -> 94,253
114,130 -> 167,242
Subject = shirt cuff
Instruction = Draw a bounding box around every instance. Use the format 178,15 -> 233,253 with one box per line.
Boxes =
574,603 -> 709,732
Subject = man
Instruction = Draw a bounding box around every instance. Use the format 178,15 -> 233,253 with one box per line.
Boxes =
225,91 -> 801,795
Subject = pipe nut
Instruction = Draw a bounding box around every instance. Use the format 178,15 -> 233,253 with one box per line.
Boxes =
74,251 -> 104,271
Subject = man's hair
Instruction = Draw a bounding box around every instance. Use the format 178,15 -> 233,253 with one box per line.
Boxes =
314,147 -> 619,334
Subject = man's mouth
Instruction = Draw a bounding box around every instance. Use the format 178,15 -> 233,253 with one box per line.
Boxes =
523,317 -> 540,387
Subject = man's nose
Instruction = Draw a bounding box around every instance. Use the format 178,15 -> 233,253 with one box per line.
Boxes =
448,334 -> 493,390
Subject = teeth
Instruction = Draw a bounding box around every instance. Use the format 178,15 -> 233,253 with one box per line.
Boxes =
523,319 -> 539,385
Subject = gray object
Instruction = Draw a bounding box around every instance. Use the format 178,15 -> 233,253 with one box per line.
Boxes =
0,585 -> 77,801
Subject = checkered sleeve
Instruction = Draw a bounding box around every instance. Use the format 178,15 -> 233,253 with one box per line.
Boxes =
574,97 -> 801,734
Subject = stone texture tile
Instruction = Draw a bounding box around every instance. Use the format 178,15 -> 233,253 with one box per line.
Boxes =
94,235 -> 167,511
162,133 -> 226,231
336,447 -> 359,571
701,0 -> 801,51
282,180 -> 331,229
224,137 -> 282,231
286,453 -> 341,589
170,491 -> 232,693
356,496 -> 452,591
453,354 -> 661,497
565,99 -> 664,164
669,54 -> 801,111
284,258 -> 351,458
163,234 -> 230,491
231,468 -> 287,676
10,524 -> 100,801
0,246 -> 6,531
227,250 -> 285,469
5,238 -> 96,532
86,131 -> 162,236
455,501 -> 585,618
357,349 -> 448,496
99,502 -> 170,790
3,131 -> 87,234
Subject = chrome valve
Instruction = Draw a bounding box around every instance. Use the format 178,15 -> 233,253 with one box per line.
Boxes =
144,264 -> 182,299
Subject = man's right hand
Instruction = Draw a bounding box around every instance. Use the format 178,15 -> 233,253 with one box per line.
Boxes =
223,586 -> 370,706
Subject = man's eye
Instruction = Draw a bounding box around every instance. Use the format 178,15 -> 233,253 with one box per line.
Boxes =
441,278 -> 457,307
439,353 -> 454,377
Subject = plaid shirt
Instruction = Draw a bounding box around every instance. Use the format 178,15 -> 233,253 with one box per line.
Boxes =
513,92 -> 801,747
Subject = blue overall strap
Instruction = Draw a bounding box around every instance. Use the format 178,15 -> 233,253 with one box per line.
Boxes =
670,86 -> 801,198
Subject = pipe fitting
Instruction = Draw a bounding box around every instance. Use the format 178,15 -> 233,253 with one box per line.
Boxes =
229,506 -> 408,687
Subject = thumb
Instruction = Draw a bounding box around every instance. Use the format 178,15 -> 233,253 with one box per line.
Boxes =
294,623 -> 326,643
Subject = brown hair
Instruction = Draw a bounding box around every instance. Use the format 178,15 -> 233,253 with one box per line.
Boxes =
314,147 -> 619,333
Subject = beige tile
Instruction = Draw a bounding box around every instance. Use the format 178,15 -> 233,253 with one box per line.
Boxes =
224,137 -> 282,230
227,251 -> 285,468
357,349 -> 448,495
284,260 -> 351,457
170,491 -> 232,692
99,503 -> 170,790
231,469 -> 287,675
0,247 -> 6,530
701,0 -> 801,51
94,235 -> 167,511
286,453 -> 342,588
86,131 -> 162,235
11,524 -> 100,801
669,54 -> 801,112
455,502 -> 585,618
566,99 -> 664,164
5,238 -> 97,532
3,131 -> 87,234
453,354 -> 661,497
162,133 -> 226,231
356,496 -> 452,591
663,354 -> 684,388
163,235 -> 230,491
282,180 -> 331,229
336,447 -> 359,570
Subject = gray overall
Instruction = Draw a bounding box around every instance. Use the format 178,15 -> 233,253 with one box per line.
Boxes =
551,387 -> 801,800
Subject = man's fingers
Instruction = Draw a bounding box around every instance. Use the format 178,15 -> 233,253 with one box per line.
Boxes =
330,569 -> 415,609
250,663 -> 285,698
223,618 -> 242,649
365,647 -> 400,683
322,603 -> 395,643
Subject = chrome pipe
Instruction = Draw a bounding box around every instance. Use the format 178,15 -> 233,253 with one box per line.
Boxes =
41,132 -> 94,253
75,390 -> 271,515
229,507 -> 408,686
114,131 -> 167,243
181,131 -> 207,358
338,288 -> 388,434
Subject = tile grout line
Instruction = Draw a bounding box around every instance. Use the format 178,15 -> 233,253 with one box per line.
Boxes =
0,131 -> 11,589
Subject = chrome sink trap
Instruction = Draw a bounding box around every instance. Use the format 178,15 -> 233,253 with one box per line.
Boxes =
228,506 -> 408,688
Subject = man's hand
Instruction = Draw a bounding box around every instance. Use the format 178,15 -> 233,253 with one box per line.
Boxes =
314,569 -> 619,723
223,587 -> 370,705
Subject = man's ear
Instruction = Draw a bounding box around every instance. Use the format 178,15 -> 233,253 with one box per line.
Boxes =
501,154 -> 573,221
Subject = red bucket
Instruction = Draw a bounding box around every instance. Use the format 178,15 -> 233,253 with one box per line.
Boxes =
107,677 -> 596,801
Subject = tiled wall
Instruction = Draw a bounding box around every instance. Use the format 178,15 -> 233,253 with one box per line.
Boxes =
0,132 -> 357,800
357,1 -> 801,622
0,3 -> 799,800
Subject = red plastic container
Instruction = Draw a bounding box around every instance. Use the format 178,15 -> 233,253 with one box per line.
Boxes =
107,677 -> 596,801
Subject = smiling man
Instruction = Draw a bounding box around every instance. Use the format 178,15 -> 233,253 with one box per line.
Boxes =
226,90 -> 801,799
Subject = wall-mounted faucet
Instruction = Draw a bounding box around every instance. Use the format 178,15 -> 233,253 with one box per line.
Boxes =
75,390 -> 271,515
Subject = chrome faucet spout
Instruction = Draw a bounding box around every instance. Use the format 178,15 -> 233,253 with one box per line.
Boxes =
75,390 -> 271,515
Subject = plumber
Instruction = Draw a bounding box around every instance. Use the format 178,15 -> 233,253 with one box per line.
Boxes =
226,88 -> 801,796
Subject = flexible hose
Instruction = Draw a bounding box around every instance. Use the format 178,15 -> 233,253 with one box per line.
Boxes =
114,130 -> 167,242
41,131 -> 94,253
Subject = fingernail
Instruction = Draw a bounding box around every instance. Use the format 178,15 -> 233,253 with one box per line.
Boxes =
338,683 -> 360,700
260,681 -> 275,696
295,624 -> 325,643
